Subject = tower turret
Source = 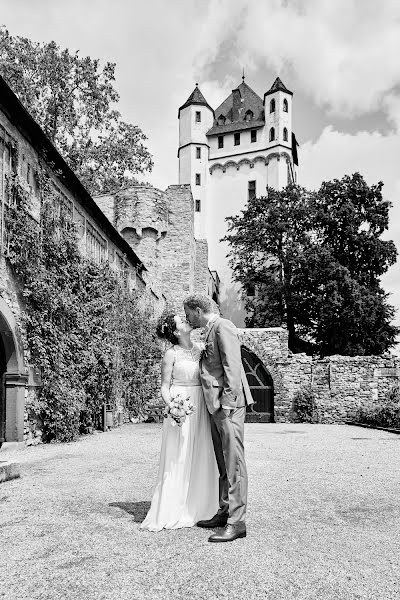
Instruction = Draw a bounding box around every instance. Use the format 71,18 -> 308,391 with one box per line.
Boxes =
263,77 -> 296,188
178,84 -> 214,238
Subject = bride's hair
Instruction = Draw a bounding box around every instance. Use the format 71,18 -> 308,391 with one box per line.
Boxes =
156,312 -> 179,345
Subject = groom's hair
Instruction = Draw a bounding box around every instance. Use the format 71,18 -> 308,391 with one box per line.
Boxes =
183,294 -> 215,313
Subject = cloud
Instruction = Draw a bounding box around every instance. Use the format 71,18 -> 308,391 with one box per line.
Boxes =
200,0 -> 400,117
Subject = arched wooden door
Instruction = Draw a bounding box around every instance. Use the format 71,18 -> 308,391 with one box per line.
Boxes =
241,347 -> 274,423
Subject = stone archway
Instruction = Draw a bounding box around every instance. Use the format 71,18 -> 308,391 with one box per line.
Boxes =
0,298 -> 27,445
242,346 -> 274,422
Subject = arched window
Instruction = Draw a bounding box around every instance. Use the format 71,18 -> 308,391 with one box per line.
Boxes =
269,127 -> 275,142
283,127 -> 288,142
217,114 -> 226,126
245,109 -> 253,122
269,98 -> 275,113
283,99 -> 288,112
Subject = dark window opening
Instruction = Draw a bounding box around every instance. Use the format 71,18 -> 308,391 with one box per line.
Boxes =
248,180 -> 256,201
283,128 -> 288,142
269,127 -> 275,142
270,98 -> 275,113
195,173 -> 201,185
283,99 -> 288,112
218,135 -> 224,148
251,129 -> 257,143
195,111 -> 201,122
196,146 -> 201,159
195,199 -> 201,212
234,132 -> 240,146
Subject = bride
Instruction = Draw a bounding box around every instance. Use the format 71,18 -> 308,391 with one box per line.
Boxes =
140,312 -> 219,531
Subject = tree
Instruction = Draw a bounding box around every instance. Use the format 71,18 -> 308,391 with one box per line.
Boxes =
224,174 -> 398,356
0,26 -> 153,195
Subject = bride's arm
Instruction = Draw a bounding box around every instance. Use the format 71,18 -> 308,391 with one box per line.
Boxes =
160,347 -> 175,405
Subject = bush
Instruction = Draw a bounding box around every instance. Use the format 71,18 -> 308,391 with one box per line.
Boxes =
291,386 -> 318,423
354,384 -> 400,429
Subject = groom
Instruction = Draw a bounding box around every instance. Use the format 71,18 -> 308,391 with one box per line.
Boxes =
184,293 -> 251,542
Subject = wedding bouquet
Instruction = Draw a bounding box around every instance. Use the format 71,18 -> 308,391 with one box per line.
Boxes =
164,393 -> 194,427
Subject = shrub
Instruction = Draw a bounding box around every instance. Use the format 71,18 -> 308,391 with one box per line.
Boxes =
291,386 -> 318,423
354,384 -> 400,429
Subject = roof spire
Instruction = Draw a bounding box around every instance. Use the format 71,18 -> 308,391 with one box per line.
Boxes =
242,68 -> 245,83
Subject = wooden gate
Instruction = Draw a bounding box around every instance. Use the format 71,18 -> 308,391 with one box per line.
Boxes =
242,347 -> 274,423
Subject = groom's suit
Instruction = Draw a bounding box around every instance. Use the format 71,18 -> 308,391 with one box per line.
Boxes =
199,315 -> 253,525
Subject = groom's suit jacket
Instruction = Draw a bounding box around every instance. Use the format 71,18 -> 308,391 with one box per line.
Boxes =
200,316 -> 254,414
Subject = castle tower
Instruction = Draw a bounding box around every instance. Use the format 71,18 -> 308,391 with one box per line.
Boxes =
177,75 -> 299,327
263,77 -> 296,188
178,85 -> 214,239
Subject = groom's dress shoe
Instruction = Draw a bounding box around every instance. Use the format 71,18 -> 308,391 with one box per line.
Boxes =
196,513 -> 228,528
208,522 -> 246,543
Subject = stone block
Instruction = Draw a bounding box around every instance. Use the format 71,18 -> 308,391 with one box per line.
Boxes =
0,461 -> 20,483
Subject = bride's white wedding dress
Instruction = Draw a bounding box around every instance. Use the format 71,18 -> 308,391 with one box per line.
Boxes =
140,343 -> 219,531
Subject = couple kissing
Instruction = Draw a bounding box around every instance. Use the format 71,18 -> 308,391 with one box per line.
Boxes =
140,293 -> 253,543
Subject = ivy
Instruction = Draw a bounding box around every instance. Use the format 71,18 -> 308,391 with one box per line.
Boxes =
4,170 -> 161,442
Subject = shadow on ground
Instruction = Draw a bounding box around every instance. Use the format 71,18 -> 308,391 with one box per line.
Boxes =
109,501 -> 151,523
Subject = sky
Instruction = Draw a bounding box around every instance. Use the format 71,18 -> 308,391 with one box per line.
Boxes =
1,0 -> 400,342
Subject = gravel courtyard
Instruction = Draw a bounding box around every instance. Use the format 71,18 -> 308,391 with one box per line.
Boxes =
1,423 -> 399,600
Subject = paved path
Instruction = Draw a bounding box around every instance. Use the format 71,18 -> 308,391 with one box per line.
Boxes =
1,423 -> 399,600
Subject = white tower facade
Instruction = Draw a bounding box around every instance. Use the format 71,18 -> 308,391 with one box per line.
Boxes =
178,77 -> 299,326
178,85 -> 214,239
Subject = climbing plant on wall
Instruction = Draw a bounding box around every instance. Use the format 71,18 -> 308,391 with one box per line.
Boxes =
4,169 -> 161,442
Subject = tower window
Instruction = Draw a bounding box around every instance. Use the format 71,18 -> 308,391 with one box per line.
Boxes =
195,173 -> 201,185
195,199 -> 201,212
248,180 -> 256,201
217,114 -> 226,126
270,98 -> 275,113
234,132 -> 240,146
218,135 -> 224,148
195,111 -> 201,122
283,127 -> 288,142
269,127 -> 275,142
283,99 -> 288,112
196,146 -> 201,159
245,110 -> 253,121
251,129 -> 257,143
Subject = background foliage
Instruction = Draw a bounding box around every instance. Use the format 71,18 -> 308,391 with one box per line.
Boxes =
0,26 -> 153,195
224,173 -> 398,356
354,384 -> 400,429
5,171 -> 161,442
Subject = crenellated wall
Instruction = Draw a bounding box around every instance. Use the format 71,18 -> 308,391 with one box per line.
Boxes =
94,184 -> 211,311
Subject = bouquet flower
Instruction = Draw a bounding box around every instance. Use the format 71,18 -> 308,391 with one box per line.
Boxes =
164,393 -> 194,427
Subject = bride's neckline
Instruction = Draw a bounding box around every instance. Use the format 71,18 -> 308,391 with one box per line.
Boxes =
175,343 -> 198,360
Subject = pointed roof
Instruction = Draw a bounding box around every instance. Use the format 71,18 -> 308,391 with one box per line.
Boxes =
264,77 -> 293,98
178,84 -> 214,118
206,81 -> 264,136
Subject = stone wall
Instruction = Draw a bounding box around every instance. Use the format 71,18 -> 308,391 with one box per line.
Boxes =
238,327 -> 400,423
194,239 -> 209,294
94,184 -> 211,311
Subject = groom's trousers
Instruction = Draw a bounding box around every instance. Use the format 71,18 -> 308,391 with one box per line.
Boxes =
210,405 -> 248,524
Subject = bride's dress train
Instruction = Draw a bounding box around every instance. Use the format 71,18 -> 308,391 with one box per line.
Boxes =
140,344 -> 219,531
